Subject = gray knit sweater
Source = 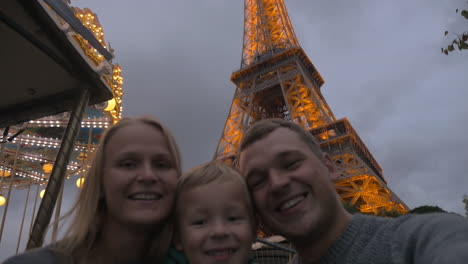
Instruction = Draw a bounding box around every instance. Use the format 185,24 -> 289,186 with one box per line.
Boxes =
289,213 -> 468,264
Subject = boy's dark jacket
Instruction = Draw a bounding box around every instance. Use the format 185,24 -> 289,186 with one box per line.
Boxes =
162,246 -> 256,264
162,247 -> 188,264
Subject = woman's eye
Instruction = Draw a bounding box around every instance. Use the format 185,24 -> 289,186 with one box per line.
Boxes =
155,161 -> 172,169
154,160 -> 172,169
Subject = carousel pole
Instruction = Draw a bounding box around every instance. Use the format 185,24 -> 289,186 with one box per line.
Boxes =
16,180 -> 33,253
81,124 -> 93,184
50,182 -> 64,243
0,134 -> 23,243
27,89 -> 90,249
0,161 -> 5,189
0,142 -> 7,186
28,182 -> 41,236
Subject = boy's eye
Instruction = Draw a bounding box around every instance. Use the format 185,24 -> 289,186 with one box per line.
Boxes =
191,219 -> 207,226
228,216 -> 244,222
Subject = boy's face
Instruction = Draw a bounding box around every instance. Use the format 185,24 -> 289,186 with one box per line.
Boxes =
175,181 -> 254,264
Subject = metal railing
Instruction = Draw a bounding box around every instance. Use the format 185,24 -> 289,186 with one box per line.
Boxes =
253,237 -> 296,264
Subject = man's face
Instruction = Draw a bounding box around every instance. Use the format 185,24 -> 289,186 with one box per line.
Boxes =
239,128 -> 340,241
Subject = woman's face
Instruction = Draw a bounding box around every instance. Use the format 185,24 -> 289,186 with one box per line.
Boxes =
102,122 -> 178,228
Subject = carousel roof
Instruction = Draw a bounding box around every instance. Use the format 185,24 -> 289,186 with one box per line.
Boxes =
0,0 -> 114,128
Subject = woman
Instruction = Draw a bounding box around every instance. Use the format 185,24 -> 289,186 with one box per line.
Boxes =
4,116 -> 183,263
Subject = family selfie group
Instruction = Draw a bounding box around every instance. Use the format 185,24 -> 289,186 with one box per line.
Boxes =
3,116 -> 468,264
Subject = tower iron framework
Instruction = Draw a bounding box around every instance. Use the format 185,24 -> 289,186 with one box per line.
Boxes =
214,0 -> 407,216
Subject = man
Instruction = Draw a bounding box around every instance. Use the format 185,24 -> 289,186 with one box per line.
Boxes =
238,118 -> 468,264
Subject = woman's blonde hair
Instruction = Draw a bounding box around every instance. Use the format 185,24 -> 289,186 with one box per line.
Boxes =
58,116 -> 182,263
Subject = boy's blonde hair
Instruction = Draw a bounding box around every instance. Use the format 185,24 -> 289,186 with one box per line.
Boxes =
175,161 -> 254,218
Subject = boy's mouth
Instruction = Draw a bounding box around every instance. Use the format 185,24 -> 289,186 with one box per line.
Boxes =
205,248 -> 237,259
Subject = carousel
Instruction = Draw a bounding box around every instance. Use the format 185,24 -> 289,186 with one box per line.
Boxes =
0,1 -> 122,253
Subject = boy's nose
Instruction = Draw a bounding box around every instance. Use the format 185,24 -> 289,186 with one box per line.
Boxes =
210,220 -> 228,238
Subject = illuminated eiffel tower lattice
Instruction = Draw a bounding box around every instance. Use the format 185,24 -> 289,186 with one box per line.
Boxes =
214,0 -> 408,216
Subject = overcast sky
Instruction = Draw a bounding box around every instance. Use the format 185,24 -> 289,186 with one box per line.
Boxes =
1,0 -> 467,259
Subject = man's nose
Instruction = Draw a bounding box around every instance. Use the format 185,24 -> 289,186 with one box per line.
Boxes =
270,169 -> 290,193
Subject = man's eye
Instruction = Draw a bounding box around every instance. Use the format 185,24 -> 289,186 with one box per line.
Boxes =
248,175 -> 266,190
119,160 -> 136,168
285,159 -> 302,170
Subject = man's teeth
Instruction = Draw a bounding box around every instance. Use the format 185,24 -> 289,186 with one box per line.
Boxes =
279,195 -> 305,211
206,249 -> 236,256
129,193 -> 161,200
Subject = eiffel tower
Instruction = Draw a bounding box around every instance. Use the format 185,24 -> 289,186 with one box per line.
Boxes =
214,0 -> 407,216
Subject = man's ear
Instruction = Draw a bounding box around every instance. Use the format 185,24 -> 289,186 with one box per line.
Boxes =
322,153 -> 339,181
252,215 -> 260,237
255,215 -> 273,237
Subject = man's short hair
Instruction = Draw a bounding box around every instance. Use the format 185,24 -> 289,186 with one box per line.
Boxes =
239,119 -> 323,158
175,161 -> 254,216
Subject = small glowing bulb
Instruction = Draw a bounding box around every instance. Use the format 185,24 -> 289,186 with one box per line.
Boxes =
76,178 -> 85,188
104,98 -> 116,111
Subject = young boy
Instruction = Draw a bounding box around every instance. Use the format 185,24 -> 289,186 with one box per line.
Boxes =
174,161 -> 256,264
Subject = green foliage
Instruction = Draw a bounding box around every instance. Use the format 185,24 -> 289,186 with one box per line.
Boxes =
408,205 -> 447,214
442,7 -> 468,55
463,195 -> 468,217
377,209 -> 403,218
462,10 -> 468,19
343,201 -> 361,214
